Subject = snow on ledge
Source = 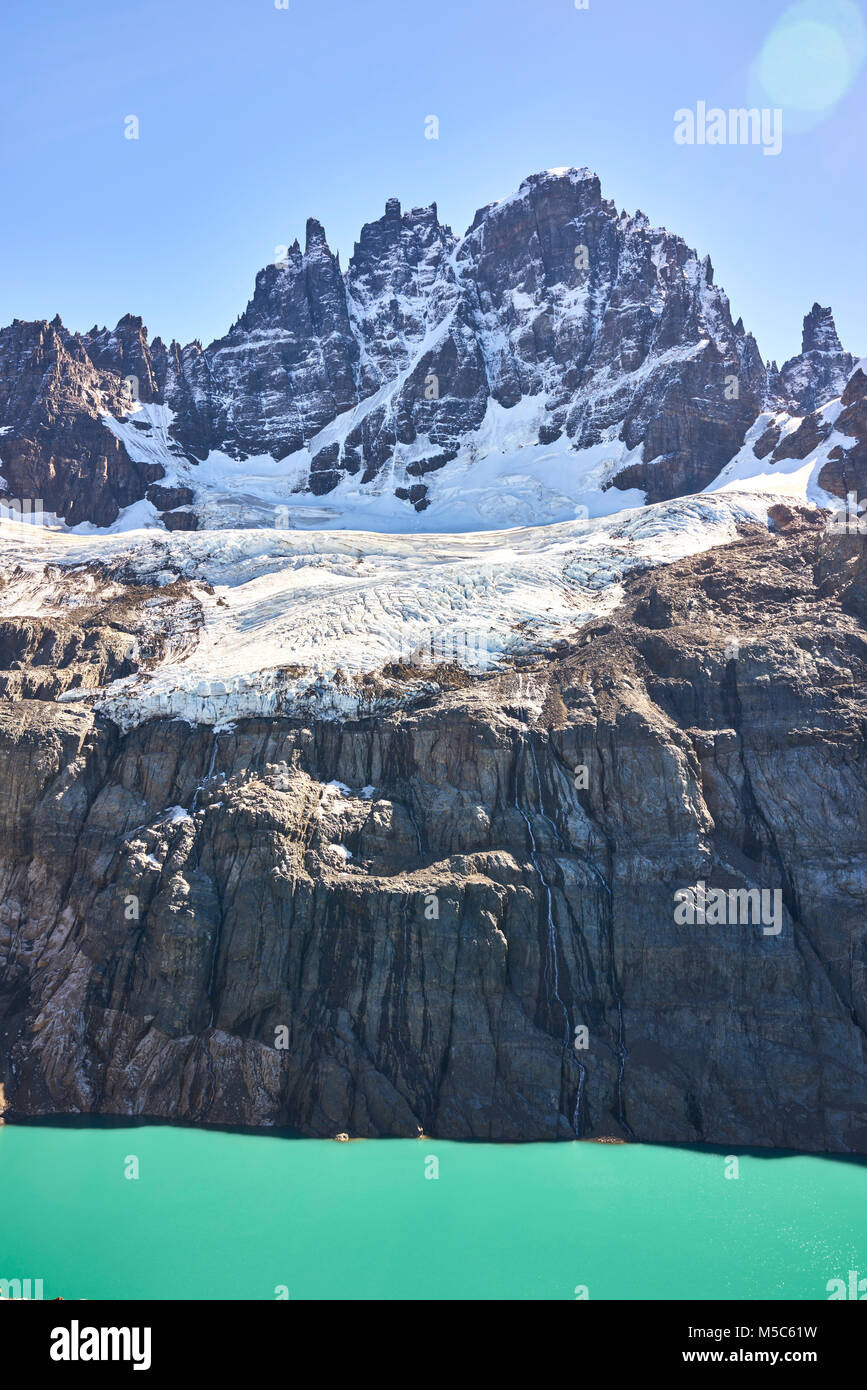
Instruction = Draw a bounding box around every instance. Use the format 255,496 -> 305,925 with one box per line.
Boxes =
0,489 -> 774,732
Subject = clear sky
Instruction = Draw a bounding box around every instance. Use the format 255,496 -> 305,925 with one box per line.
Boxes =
1,0 -> 864,366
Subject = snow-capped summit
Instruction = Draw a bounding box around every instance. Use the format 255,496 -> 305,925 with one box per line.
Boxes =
0,169 -> 858,531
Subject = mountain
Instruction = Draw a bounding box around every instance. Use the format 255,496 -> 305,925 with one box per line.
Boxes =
0,168 -> 865,1153
0,168 -> 856,530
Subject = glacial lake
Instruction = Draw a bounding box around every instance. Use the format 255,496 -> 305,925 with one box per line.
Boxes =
1,1123 -> 864,1300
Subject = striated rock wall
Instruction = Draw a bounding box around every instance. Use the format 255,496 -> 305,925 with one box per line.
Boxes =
1,519 -> 865,1150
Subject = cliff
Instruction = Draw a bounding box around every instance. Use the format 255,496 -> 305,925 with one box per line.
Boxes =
1,514 -> 864,1149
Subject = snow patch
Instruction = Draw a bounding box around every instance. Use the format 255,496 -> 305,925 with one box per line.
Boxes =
0,488 -> 771,731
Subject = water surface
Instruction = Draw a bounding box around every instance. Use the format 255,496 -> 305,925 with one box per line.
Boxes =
1,1124 -> 863,1299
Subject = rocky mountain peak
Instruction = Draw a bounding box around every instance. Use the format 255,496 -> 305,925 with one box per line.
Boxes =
0,167 -> 861,529
780,301 -> 854,414
0,312 -> 164,525
304,217 -> 329,253
349,196 -> 451,274
83,314 -> 162,403
802,302 -> 844,355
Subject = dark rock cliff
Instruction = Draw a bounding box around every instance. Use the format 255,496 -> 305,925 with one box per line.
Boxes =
0,318 -> 165,527
1,517 -> 864,1149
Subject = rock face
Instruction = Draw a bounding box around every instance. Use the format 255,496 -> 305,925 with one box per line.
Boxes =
0,318 -> 165,527
781,304 -> 856,415
1,517 -> 865,1150
0,170 -> 856,527
817,367 -> 867,502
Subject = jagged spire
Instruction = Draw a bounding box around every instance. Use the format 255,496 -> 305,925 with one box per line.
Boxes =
802,303 -> 843,356
305,218 -> 328,253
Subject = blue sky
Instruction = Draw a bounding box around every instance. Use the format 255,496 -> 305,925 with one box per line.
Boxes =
1,0 -> 864,365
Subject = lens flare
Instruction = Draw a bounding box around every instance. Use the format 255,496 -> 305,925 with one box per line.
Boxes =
755,0 -> 866,127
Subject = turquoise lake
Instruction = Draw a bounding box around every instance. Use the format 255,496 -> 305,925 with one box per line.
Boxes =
1,1123 -> 864,1300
